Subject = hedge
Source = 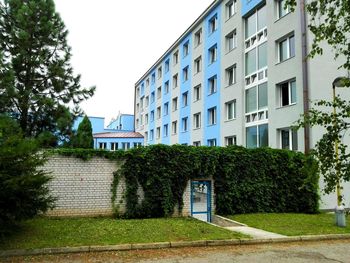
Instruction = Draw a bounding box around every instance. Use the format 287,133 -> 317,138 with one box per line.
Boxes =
112,145 -> 319,218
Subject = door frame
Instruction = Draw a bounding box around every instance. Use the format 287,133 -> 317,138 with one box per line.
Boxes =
190,180 -> 212,222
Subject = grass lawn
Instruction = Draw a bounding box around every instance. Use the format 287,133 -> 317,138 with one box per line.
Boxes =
228,213 -> 350,236
0,217 -> 247,250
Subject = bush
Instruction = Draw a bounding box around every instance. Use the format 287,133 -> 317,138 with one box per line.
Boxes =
114,145 -> 319,218
0,115 -> 55,237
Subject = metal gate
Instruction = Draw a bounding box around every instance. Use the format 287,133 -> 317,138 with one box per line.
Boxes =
191,181 -> 211,222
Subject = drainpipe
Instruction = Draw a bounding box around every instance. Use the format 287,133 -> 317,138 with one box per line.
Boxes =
300,0 -> 310,154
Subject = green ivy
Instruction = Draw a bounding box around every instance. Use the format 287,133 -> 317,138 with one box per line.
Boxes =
50,148 -> 126,161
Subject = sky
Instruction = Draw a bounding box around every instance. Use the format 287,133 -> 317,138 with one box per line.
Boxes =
54,0 -> 214,124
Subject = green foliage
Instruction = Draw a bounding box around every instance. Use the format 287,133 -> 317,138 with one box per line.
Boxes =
286,0 -> 350,73
71,116 -> 94,149
115,145 -> 319,218
0,115 -> 55,237
296,97 -> 350,203
0,0 -> 95,145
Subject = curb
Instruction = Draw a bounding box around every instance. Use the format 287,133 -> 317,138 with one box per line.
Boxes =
1,234 -> 350,258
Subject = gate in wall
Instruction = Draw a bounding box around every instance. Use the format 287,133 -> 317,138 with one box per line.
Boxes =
191,180 -> 212,222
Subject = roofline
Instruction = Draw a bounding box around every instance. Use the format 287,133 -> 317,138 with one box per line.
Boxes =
134,0 -> 221,87
94,136 -> 144,139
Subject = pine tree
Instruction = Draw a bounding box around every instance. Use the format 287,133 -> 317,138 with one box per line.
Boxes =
72,116 -> 94,149
0,0 -> 95,145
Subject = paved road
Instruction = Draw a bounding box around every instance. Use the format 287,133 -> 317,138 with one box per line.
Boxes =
3,240 -> 350,263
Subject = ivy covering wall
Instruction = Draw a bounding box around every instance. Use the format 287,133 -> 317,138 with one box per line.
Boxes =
113,145 -> 319,218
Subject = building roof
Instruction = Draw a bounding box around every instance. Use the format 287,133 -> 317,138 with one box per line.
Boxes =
93,132 -> 144,139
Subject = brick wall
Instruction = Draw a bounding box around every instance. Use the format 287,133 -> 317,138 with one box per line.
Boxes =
43,156 -> 214,218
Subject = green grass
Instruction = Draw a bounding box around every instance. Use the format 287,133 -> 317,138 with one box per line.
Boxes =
228,213 -> 350,236
0,217 -> 247,250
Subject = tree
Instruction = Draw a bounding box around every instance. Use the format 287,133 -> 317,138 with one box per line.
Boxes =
72,116 -> 94,149
0,0 -> 95,145
0,115 -> 54,236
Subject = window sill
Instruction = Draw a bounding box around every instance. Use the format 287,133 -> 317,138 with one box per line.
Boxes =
276,103 -> 297,110
274,11 -> 291,24
276,55 -> 295,65
225,47 -> 237,55
193,127 -> 201,131
225,13 -> 236,23
208,92 -> 217,96
225,83 -> 236,89
224,118 -> 236,123
193,99 -> 201,103
207,124 -> 217,127
194,71 -> 202,76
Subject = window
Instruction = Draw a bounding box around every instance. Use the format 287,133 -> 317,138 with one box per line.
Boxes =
150,129 -> 154,140
208,107 -> 217,125
172,121 -> 177,134
136,103 -> 139,113
136,87 -> 140,98
245,82 -> 268,113
164,81 -> 169,94
194,56 -> 202,74
182,91 -> 188,107
193,141 -> 201,147
151,92 -> 155,103
151,73 -> 155,84
146,78 -> 150,87
163,124 -> 169,137
209,45 -> 217,64
208,75 -> 217,95
280,128 -> 298,150
173,50 -> 179,65
157,106 -> 161,119
136,118 -> 139,128
246,124 -> 268,148
278,34 -> 295,62
278,79 -> 296,106
194,85 -> 201,101
164,102 -> 169,116
122,142 -> 130,151
145,96 -> 149,107
278,0 -> 290,19
225,65 -> 236,86
209,14 -> 217,34
193,112 -> 201,129
172,97 -> 178,111
226,0 -> 236,19
156,127 -> 161,139
173,74 -> 178,88
133,142 -> 142,148
194,29 -> 202,46
150,110 -> 154,122
158,67 -> 162,79
145,114 -> 149,125
245,5 -> 266,39
183,41 -> 189,57
183,66 -> 189,82
145,131 -> 148,142
245,42 -> 267,76
225,100 -> 236,120
110,142 -> 118,151
226,30 -> 236,52
208,139 -> 217,147
140,97 -> 144,110
225,136 -> 237,146
182,117 -> 188,132
157,86 -> 161,99
165,59 -> 170,73
99,142 -> 107,150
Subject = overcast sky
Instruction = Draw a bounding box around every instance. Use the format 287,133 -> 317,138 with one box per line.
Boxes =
54,0 -> 214,124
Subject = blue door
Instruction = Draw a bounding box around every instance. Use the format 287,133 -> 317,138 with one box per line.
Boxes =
191,181 -> 211,222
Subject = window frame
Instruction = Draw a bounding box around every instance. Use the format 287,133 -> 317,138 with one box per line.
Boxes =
225,100 -> 236,120
193,112 -> 201,129
208,75 -> 217,95
208,107 -> 217,126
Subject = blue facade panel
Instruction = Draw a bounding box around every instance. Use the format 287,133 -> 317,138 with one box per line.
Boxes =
161,56 -> 171,145
73,116 -> 105,134
107,115 -> 134,131
179,34 -> 192,145
204,5 -> 221,146
241,0 -> 264,16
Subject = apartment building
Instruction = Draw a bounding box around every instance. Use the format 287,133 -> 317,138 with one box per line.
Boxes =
134,0 -> 350,209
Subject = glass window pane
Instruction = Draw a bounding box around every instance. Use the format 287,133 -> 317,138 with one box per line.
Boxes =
245,86 -> 257,113
245,12 -> 256,39
258,82 -> 268,109
290,80 -> 296,103
259,124 -> 269,147
257,5 -> 266,31
279,0 -> 288,18
246,126 -> 258,148
289,35 -> 295,57
279,39 -> 288,61
245,48 -> 257,76
258,42 -> 267,69
292,130 -> 298,151
281,130 -> 290,149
